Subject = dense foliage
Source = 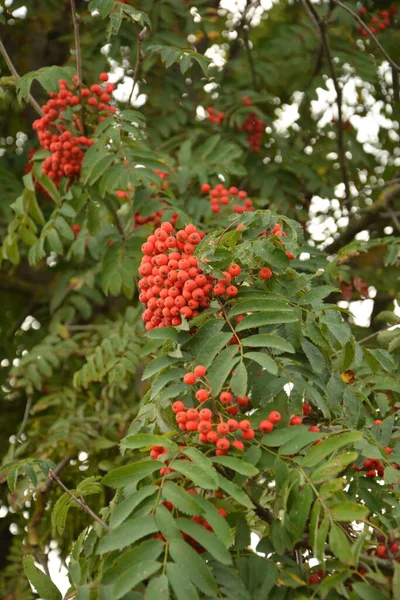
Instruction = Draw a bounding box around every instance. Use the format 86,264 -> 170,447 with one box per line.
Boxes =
0,1 -> 400,599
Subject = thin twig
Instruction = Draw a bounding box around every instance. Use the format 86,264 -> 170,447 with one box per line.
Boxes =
43,453 -> 76,492
0,37 -> 43,116
70,0 -> 82,84
331,0 -> 400,73
386,206 -> 400,233
242,26 -> 258,91
12,394 -> 33,454
126,26 -> 147,109
358,177 -> 400,194
49,471 -> 111,532
358,325 -> 398,346
301,0 -> 350,202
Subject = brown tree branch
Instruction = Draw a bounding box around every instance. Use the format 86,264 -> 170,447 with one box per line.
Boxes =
70,0 -> 82,84
301,0 -> 350,202
49,471 -> 111,531
11,394 -> 33,457
126,26 -> 147,109
331,0 -> 400,73
0,37 -> 43,116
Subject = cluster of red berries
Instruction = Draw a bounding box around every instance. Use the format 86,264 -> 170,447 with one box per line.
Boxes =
376,540 -> 399,560
353,457 -> 385,478
206,107 -> 225,124
200,183 -> 254,214
138,222 -> 213,329
171,367 -> 286,456
309,569 -> 326,586
212,263 -> 241,298
32,74 -> 116,186
240,112 -> 264,152
357,5 -> 397,36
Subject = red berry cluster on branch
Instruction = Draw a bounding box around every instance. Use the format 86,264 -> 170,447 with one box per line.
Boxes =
138,222 -> 212,329
240,112 -> 264,152
200,183 -> 254,214
376,540 -> 400,560
353,457 -> 385,478
32,74 -> 116,186
171,369 -> 285,456
206,107 -> 225,124
357,5 -> 397,36
212,263 -> 241,298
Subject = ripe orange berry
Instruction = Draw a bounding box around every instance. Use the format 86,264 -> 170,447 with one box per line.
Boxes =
290,416 -> 302,426
232,440 -> 244,451
99,72 -> 109,81
216,438 -> 230,451
259,420 -> 273,433
268,411 -> 281,424
187,408 -> 199,420
217,423 -> 229,435
236,395 -> 249,407
259,267 -> 272,280
227,419 -> 239,432
226,285 -> 238,297
220,391 -> 233,405
239,419 -> 251,431
195,389 -> 209,402
184,372 -> 197,385
376,545 -> 387,558
207,431 -> 219,443
201,183 -> 211,193
172,401 -> 185,413
228,263 -> 241,277
199,408 -> 212,421
242,428 -> 255,440
194,365 -> 207,377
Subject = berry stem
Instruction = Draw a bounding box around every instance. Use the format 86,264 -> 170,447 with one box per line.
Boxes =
0,37 -> 43,116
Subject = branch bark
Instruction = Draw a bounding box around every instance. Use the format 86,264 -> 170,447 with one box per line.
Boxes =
70,0 -> 82,84
0,37 -> 43,116
49,471 -> 111,531
301,0 -> 350,202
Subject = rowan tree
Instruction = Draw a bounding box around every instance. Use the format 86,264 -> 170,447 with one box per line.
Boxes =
0,1 -> 399,599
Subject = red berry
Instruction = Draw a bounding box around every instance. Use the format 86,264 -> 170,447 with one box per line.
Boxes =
259,267 -> 272,280
220,391 -> 233,405
195,389 -> 209,402
184,372 -> 197,385
232,440 -> 244,451
239,419 -> 251,431
374,419 -> 382,425
227,419 -> 239,432
72,223 -> 81,235
201,183 -> 211,193
226,285 -> 238,297
268,411 -> 281,424
217,438 -> 230,451
99,72 -> 109,81
302,401 -> 311,416
199,408 -> 212,421
172,401 -> 185,413
194,365 -> 207,377
217,423 -> 229,435
228,263 -> 241,277
242,428 -> 255,440
309,426 -> 320,432
259,420 -> 273,433
309,574 -> 320,585
290,416 -> 302,426
207,431 -> 219,443
376,545 -> 387,558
